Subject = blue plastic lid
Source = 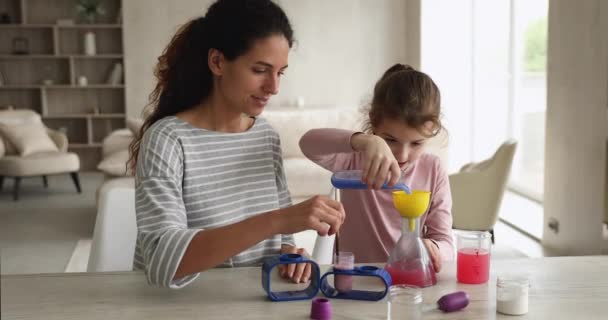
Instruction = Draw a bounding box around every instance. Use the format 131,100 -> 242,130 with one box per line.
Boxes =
331,170 -> 411,194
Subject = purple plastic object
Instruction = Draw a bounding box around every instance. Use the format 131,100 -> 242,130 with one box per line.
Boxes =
437,291 -> 470,312
310,298 -> 332,319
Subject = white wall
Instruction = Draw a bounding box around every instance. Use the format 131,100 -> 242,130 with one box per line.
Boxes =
123,0 -> 212,118
123,0 -> 418,118
543,0 -> 608,254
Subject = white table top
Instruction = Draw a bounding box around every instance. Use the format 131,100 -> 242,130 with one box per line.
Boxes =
2,256 -> 607,319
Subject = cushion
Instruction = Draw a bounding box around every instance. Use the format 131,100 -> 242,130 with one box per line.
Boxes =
0,134 -> 17,155
0,122 -> 58,156
97,149 -> 132,177
126,118 -> 144,136
0,109 -> 44,155
0,109 -> 42,125
102,128 -> 133,158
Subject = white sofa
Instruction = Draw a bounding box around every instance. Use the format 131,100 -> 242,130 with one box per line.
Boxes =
97,108 -> 360,202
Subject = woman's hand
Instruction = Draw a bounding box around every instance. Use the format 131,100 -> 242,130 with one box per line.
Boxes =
276,195 -> 345,236
423,238 -> 442,272
350,133 -> 401,189
278,245 -> 312,283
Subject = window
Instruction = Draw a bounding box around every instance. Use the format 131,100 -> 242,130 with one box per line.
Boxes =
422,0 -> 548,237
508,0 -> 548,202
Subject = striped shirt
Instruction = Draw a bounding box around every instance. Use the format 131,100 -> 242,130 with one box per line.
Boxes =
134,116 -> 295,288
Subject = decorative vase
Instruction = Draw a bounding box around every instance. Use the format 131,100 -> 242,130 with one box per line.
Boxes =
106,63 -> 123,85
84,31 -> 96,56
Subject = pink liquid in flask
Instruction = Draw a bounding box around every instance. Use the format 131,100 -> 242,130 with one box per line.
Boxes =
457,248 -> 490,284
385,260 -> 437,288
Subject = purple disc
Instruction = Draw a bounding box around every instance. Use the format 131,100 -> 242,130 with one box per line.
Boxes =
437,291 -> 470,312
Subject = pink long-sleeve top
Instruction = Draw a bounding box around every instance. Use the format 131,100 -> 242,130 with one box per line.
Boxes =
300,128 -> 454,263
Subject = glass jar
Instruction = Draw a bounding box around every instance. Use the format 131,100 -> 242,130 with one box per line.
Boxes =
496,274 -> 530,315
456,231 -> 492,284
387,285 -> 422,320
333,251 -> 354,292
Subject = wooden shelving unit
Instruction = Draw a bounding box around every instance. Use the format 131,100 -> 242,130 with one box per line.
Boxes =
0,0 -> 124,170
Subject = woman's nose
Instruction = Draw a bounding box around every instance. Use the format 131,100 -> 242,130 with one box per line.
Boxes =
263,74 -> 280,95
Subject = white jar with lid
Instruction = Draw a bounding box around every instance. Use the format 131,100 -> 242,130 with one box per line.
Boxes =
496,274 -> 530,315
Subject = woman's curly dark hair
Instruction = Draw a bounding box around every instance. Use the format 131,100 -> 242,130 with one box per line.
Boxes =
128,0 -> 294,172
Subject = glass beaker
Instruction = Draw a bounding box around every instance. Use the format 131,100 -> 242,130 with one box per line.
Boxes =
387,285 -> 422,320
456,231 -> 492,284
333,251 -> 354,293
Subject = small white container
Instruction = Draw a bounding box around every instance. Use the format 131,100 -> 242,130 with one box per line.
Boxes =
496,274 -> 530,316
78,75 -> 88,86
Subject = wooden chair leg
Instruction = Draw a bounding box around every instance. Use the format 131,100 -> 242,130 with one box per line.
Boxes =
42,176 -> 48,188
70,172 -> 82,193
0,176 -> 4,191
13,177 -> 21,201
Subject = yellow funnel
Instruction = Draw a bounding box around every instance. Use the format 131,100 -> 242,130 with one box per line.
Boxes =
392,190 -> 431,231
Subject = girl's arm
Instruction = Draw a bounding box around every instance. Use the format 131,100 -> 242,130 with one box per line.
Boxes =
300,129 -> 401,188
299,128 -> 359,172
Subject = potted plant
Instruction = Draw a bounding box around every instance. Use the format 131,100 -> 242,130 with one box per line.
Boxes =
76,0 -> 105,24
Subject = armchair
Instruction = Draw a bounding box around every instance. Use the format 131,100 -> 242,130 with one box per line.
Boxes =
449,140 -> 517,243
0,110 -> 81,200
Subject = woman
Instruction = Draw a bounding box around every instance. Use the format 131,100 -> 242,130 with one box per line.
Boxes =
128,0 -> 344,288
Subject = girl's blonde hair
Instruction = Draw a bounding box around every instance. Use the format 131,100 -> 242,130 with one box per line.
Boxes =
362,64 -> 443,138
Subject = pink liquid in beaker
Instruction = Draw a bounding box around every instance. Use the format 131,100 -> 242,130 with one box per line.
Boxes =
333,252 -> 354,293
385,261 -> 437,288
457,248 -> 490,284
334,266 -> 353,293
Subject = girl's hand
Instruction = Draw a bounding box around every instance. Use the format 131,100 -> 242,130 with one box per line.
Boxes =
276,195 -> 345,236
350,133 -> 401,189
278,245 -> 312,283
423,238 -> 442,272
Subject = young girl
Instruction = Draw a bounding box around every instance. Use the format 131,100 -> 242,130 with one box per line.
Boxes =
299,64 -> 453,272
128,0 -> 345,288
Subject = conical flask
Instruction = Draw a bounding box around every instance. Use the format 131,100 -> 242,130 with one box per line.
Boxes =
385,190 -> 437,288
